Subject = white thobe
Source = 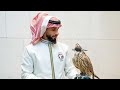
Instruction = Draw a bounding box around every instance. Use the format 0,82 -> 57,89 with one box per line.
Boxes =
21,39 -> 78,79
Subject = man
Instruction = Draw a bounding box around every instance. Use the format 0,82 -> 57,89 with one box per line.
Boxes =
21,12 -> 79,79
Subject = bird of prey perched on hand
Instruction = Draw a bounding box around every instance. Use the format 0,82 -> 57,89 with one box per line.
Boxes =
72,43 -> 100,79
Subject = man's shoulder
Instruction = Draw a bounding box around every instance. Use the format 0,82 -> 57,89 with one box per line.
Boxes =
57,42 -> 69,50
25,44 -> 33,49
24,44 -> 35,53
57,42 -> 68,47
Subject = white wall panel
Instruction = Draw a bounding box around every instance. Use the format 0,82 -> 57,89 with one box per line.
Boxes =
0,38 -> 23,79
0,11 -> 6,37
6,11 -> 31,39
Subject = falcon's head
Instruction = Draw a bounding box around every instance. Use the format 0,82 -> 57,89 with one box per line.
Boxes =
72,43 -> 87,52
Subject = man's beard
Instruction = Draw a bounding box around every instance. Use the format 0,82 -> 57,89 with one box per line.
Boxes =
46,35 -> 57,44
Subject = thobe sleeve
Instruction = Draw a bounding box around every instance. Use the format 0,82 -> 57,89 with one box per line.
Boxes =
64,47 -> 79,79
21,47 -> 42,79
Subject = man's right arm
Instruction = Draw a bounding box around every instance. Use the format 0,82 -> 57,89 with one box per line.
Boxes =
21,47 -> 41,79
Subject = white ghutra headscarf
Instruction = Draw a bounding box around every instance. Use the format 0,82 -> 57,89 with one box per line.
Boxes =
30,12 -> 62,45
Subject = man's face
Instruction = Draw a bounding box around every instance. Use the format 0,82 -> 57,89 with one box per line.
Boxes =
45,27 -> 59,44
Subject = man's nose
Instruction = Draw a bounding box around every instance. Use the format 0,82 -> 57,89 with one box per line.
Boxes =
55,31 -> 59,36
56,32 -> 59,36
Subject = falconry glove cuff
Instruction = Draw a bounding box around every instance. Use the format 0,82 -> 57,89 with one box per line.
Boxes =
74,74 -> 91,79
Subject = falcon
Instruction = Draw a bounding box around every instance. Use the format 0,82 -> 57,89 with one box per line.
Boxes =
72,43 -> 100,79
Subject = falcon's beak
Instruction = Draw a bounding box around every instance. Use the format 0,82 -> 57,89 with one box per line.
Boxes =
83,49 -> 88,51
72,49 -> 75,51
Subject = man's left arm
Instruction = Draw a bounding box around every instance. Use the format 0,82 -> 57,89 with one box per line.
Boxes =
64,47 -> 79,79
